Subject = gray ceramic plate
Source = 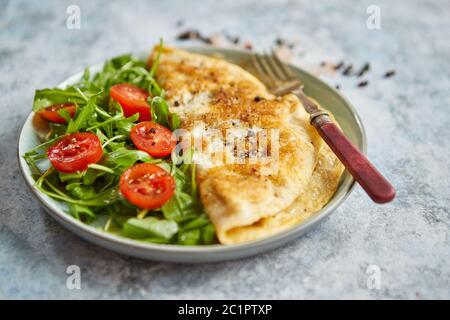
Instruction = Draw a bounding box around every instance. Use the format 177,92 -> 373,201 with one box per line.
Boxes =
17,47 -> 366,263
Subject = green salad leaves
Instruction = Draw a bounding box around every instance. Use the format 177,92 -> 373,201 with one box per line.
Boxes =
23,42 -> 217,245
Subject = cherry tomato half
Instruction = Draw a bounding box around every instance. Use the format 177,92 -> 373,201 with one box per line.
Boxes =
110,83 -> 151,121
47,132 -> 103,173
37,103 -> 76,124
130,121 -> 177,158
120,163 -> 175,209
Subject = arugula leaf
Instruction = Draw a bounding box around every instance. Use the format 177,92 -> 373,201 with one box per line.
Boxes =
122,217 -> 178,240
182,215 -> 211,231
111,54 -> 134,69
59,171 -> 84,182
150,96 -> 180,131
82,67 -> 90,82
162,192 -> 198,222
48,122 -> 68,138
107,148 -> 158,168
57,108 -> 72,123
178,222 -> 216,245
201,224 -> 217,244
115,113 -> 139,135
66,99 -> 96,133
141,237 -> 171,244
81,187 -> 120,206
149,38 -> 163,78
66,182 -> 97,199
23,152 -> 42,177
37,177 -> 120,207
87,163 -> 116,174
33,87 -> 85,112
177,229 -> 202,245
69,203 -> 96,221
82,169 -> 106,185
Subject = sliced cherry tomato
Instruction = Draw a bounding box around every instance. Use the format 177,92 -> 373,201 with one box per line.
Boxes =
37,103 -> 76,124
110,83 -> 151,121
130,121 -> 177,158
47,132 -> 103,173
120,163 -> 175,209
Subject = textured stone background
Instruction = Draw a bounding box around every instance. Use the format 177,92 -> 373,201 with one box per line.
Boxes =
0,0 -> 449,299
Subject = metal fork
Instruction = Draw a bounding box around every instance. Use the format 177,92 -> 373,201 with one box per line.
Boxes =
251,52 -> 395,203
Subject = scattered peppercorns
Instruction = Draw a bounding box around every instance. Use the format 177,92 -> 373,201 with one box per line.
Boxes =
357,63 -> 370,77
275,37 -> 295,49
225,33 -> 240,44
176,29 -> 214,44
343,65 -> 353,76
384,70 -> 396,78
174,30 -> 397,89
357,80 -> 369,87
334,61 -> 344,70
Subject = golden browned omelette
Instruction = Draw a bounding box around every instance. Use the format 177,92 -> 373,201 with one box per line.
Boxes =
148,47 -> 344,244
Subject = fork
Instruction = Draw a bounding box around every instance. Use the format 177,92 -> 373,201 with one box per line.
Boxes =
251,52 -> 395,203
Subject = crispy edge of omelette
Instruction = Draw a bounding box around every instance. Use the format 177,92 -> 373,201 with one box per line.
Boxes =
194,96 -> 321,244
223,122 -> 345,244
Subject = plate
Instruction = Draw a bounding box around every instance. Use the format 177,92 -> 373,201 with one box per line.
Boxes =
17,47 -> 366,263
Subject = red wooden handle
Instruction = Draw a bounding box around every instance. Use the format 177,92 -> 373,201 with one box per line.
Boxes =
312,115 -> 395,203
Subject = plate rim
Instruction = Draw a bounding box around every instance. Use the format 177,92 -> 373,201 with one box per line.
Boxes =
17,46 -> 367,262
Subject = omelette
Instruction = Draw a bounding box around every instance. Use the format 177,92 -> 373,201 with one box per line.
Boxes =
148,47 -> 344,244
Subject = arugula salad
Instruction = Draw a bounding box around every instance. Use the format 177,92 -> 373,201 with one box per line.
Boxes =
23,43 -> 217,245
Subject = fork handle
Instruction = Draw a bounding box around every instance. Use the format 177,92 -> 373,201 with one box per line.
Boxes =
312,115 -> 396,203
